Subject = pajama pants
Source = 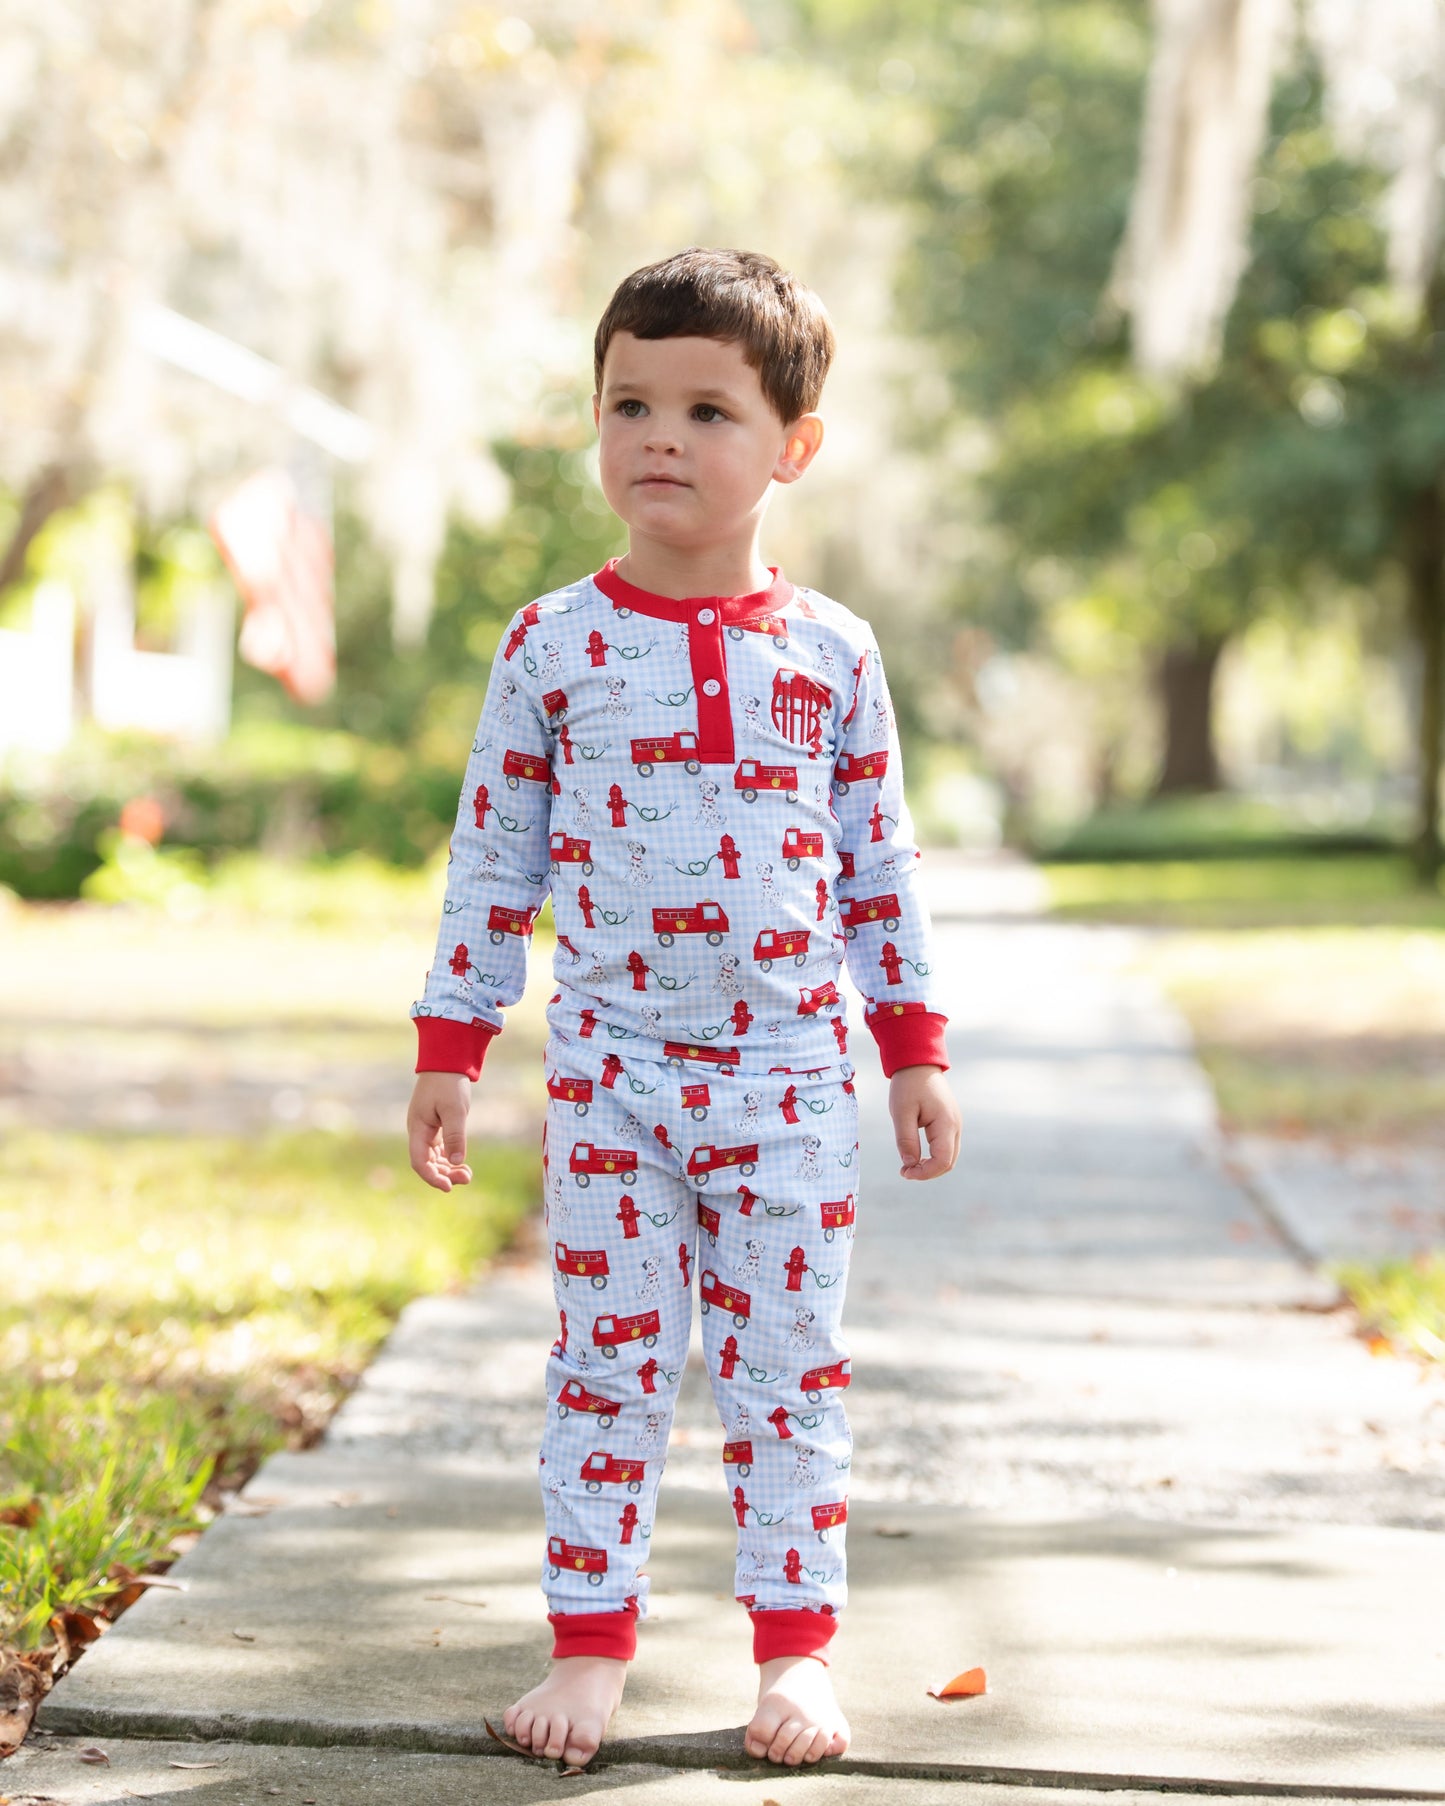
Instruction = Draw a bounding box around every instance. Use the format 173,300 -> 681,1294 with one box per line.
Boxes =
536,1035 -> 862,1666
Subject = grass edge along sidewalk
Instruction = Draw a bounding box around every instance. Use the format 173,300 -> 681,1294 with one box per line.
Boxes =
1039,849 -> 1445,1382
0,1127 -> 539,1754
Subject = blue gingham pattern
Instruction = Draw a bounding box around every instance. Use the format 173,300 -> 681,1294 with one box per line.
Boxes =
411,570 -> 941,1075
537,1035 -> 860,1624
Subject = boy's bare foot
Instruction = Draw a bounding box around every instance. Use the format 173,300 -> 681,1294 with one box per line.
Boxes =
746,1653 -> 851,1765
502,1655 -> 628,1767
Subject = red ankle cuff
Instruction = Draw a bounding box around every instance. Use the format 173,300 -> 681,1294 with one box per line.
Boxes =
548,1606 -> 638,1661
750,1606 -> 838,1665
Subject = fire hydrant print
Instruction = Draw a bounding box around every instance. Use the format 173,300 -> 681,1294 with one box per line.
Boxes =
413,556 -> 945,1632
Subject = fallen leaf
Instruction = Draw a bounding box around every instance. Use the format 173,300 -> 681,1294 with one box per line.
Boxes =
423,1594 -> 488,1608
560,1764 -> 590,1776
872,1526 -> 911,1538
484,1716 -> 537,1760
231,1629 -> 257,1641
79,1746 -> 111,1764
167,1761 -> 225,1769
928,1666 -> 986,1699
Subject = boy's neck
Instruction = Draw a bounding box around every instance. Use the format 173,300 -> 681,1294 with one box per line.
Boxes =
614,533 -> 775,601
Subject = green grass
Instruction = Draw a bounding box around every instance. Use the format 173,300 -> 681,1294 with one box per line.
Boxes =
0,1129 -> 538,1652
1032,792 -> 1405,863
1332,1253 -> 1445,1365
1041,853 -> 1445,927
1128,925 -> 1445,1143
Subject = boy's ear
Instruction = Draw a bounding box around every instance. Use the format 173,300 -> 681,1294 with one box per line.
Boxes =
774,414 -> 824,485
592,393 -> 601,430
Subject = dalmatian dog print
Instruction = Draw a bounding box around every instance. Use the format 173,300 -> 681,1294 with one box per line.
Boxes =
413,556 -> 947,1650
533,1036 -> 862,1628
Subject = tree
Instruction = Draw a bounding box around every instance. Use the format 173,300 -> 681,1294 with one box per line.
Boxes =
1116,0 -> 1445,869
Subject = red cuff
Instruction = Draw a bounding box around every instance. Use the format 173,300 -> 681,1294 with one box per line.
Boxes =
867,1008 -> 949,1077
548,1605 -> 638,1661
750,1607 -> 838,1666
414,1016 -> 498,1082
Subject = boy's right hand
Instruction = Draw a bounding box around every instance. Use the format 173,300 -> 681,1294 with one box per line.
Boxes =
408,1072 -> 474,1191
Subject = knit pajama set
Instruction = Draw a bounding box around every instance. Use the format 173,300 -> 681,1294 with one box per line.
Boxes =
413,557 -> 948,1667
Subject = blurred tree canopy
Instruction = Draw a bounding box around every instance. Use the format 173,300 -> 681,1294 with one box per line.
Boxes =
779,0 -> 1445,866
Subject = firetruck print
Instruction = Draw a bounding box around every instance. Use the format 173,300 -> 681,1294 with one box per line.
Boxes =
653,901 -> 728,946
503,748 -> 551,788
555,1379 -> 621,1428
547,1074 -> 593,1114
820,1195 -> 856,1241
580,1451 -> 646,1493
686,1142 -> 759,1183
800,1358 -> 851,1403
839,894 -> 901,937
811,1500 -> 847,1542
488,903 -> 540,944
782,827 -> 824,868
832,749 -> 888,793
591,1308 -> 662,1357
723,1439 -> 754,1477
415,566 -> 944,1633
548,1535 -> 607,1584
569,1143 -> 638,1186
797,981 -> 840,1016
665,1041 -> 740,1073
734,759 -> 799,803
699,1268 -> 751,1327
631,732 -> 702,776
753,927 -> 810,969
549,832 -> 593,874
554,1243 -> 609,1288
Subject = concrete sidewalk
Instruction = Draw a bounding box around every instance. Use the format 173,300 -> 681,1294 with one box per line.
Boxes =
34,854 -> 1445,1798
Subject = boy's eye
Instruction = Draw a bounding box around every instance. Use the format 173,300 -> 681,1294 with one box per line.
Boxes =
694,404 -> 724,422
618,400 -> 644,418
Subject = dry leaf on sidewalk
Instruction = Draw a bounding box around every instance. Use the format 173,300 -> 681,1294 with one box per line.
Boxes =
928,1666 -> 987,1699
78,1746 -> 111,1764
483,1716 -> 536,1759
167,1761 -> 225,1769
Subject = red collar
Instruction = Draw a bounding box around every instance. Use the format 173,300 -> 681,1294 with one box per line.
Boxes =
592,556 -> 793,624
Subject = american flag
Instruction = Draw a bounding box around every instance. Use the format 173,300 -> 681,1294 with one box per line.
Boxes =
209,464 -> 335,704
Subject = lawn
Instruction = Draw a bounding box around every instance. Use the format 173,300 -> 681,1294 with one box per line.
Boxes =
1039,843 -> 1445,1375
0,853 -> 550,1739
0,1128 -> 539,1663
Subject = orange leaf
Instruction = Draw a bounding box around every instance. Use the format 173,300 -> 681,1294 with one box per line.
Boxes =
928,1666 -> 986,1699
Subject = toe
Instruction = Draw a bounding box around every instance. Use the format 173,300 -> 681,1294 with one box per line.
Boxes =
528,1710 -> 552,1756
826,1725 -> 850,1758
541,1712 -> 568,1760
563,1725 -> 600,1769
769,1715 -> 810,1764
803,1725 -> 833,1764
745,1710 -> 779,1759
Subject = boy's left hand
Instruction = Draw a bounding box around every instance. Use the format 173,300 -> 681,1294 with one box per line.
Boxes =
889,1064 -> 962,1180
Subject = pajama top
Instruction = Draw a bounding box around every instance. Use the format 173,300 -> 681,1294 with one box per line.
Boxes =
412,557 -> 949,1081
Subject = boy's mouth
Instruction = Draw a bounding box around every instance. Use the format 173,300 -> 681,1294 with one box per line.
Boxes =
637,474 -> 689,487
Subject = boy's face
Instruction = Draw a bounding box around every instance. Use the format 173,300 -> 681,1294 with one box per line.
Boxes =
592,332 -> 822,558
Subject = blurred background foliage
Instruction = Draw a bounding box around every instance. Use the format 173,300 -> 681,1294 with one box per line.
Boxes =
4,0 -> 1440,900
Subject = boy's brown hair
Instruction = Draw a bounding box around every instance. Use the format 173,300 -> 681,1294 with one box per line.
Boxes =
593,247 -> 836,426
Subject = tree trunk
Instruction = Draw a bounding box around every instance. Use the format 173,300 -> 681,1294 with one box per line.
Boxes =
1152,636 -> 1225,795
0,464 -> 74,596
1405,481 -> 1445,883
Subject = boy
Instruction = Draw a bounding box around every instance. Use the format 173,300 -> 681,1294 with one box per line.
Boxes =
407,247 -> 960,1770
